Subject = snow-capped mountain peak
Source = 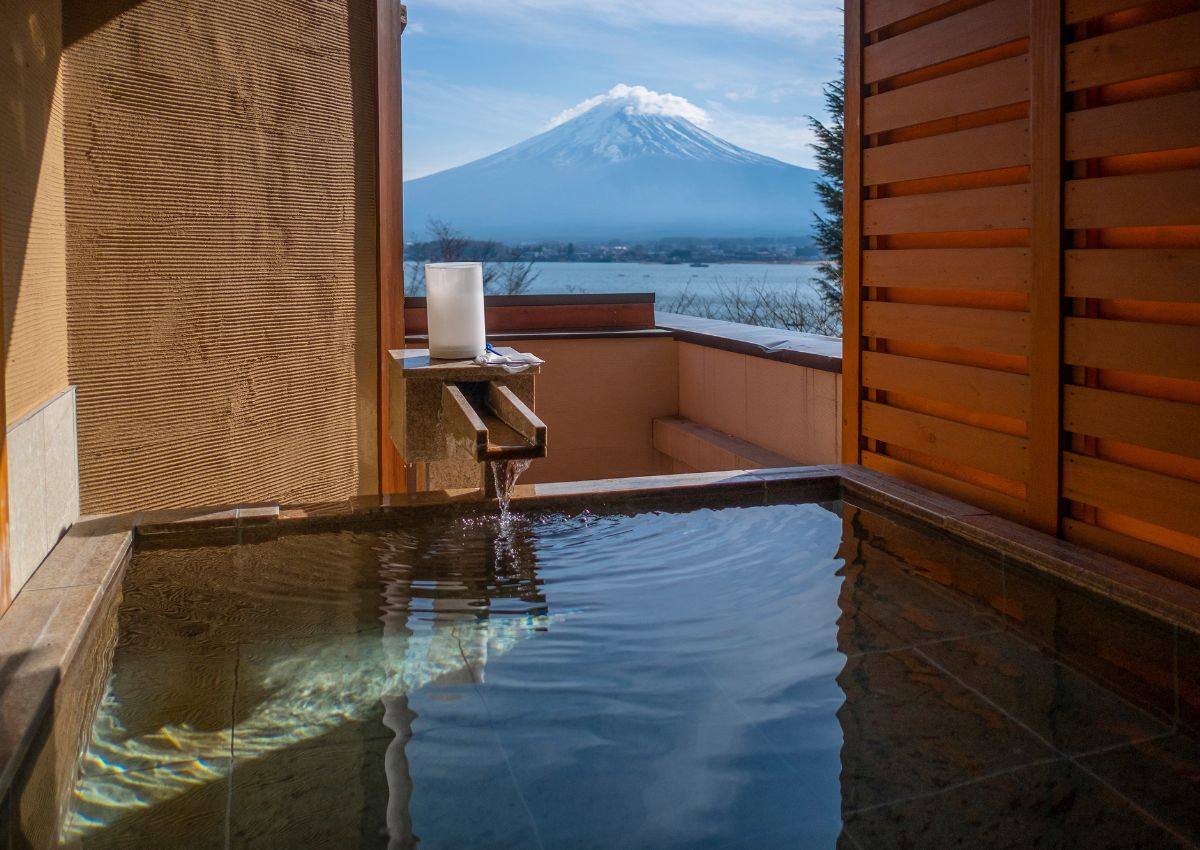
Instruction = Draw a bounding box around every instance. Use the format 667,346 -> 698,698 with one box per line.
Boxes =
480,93 -> 785,169
404,85 -> 819,242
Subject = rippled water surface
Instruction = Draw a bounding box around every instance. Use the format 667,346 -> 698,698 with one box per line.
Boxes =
63,499 -> 1198,849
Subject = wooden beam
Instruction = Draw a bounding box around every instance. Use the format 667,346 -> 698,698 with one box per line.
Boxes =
864,119 -> 1030,185
1026,0 -> 1062,535
1065,0 -> 1143,25
0,168 -> 8,613
1066,91 -> 1200,161
1065,170 -> 1200,229
1065,386 -> 1200,460
1064,318 -> 1200,381
864,247 -> 1031,291
864,54 -> 1029,135
862,352 -> 1030,417
1064,452 -> 1200,538
1065,249 -> 1200,302
1065,10 -> 1200,91
843,0 -> 865,464
862,449 -> 1030,521
864,0 -> 1029,84
862,401 -> 1030,480
404,300 -> 655,335
863,184 -> 1030,234
377,0 -> 407,494
863,302 -> 1030,354
864,0 -> 952,33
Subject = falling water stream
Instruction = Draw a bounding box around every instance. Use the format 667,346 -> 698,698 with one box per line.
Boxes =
489,459 -> 532,518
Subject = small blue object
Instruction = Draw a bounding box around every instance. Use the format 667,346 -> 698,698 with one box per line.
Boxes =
485,342 -> 497,353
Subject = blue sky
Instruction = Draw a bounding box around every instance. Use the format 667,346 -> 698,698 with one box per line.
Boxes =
401,0 -> 843,179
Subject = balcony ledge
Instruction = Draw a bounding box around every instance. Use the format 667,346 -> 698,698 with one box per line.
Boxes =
654,312 -> 842,373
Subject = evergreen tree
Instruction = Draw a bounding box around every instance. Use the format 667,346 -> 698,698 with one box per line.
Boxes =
807,62 -> 844,312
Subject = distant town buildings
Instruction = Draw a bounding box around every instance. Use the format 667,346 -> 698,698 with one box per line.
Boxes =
405,236 -> 819,266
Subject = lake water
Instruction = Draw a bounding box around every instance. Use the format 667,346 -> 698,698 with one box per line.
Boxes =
407,261 -> 823,310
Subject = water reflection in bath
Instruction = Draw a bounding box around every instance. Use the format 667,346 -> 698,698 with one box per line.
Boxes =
62,498 -> 1193,849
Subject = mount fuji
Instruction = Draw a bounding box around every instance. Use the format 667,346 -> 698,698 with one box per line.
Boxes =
403,86 -> 820,243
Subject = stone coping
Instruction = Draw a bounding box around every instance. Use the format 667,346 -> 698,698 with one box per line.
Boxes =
404,329 -> 673,344
405,312 -> 843,368
393,346 -> 542,381
0,515 -> 133,800
0,507 -> 277,800
654,312 -> 843,373
835,466 -> 1200,634
5,464 -> 1200,803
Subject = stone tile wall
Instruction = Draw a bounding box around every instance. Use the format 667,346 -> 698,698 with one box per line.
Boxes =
7,387 -> 79,598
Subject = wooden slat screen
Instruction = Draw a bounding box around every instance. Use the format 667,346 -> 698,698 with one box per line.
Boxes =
1059,0 -> 1200,585
845,0 -> 1200,585
848,0 -> 1048,527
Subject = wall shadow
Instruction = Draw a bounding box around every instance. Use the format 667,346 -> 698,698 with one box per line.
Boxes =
1,1 -> 62,366
61,0 -> 150,47
348,0 -> 381,494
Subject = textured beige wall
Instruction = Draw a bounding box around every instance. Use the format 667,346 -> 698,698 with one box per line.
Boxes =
1,0 -> 70,425
490,337 -> 835,486
518,337 -> 678,484
677,342 -> 841,466
62,0 -> 379,513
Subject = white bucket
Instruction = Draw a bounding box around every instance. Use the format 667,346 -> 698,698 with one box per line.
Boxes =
425,262 -> 486,359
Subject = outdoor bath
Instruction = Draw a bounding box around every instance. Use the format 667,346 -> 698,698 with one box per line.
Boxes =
0,2 -> 1198,846
7,468 -> 1198,849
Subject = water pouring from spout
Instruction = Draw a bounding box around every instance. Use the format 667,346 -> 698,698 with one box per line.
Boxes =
490,458 -> 532,519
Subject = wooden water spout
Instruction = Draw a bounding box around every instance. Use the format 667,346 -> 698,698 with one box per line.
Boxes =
443,382 -> 546,462
388,348 -> 546,495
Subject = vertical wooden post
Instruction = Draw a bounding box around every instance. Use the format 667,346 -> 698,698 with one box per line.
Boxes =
841,0 -> 864,464
0,171 -> 9,613
1028,0 -> 1063,534
377,0 -> 407,494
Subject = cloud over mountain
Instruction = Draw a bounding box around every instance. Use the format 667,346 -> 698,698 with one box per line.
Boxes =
549,84 -> 711,129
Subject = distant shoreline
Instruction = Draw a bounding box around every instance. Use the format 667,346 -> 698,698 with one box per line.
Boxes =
405,259 -> 822,266
531,259 -> 823,266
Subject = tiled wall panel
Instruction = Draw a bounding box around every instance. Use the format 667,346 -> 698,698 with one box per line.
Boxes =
6,388 -> 79,597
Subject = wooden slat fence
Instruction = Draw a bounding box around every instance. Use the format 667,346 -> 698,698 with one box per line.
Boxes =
844,0 -> 1200,585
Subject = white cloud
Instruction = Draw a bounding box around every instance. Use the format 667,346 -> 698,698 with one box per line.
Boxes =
547,84 -> 710,128
722,85 -> 759,102
417,0 -> 841,43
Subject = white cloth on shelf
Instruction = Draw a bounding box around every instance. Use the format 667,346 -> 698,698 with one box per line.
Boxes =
473,349 -> 544,375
